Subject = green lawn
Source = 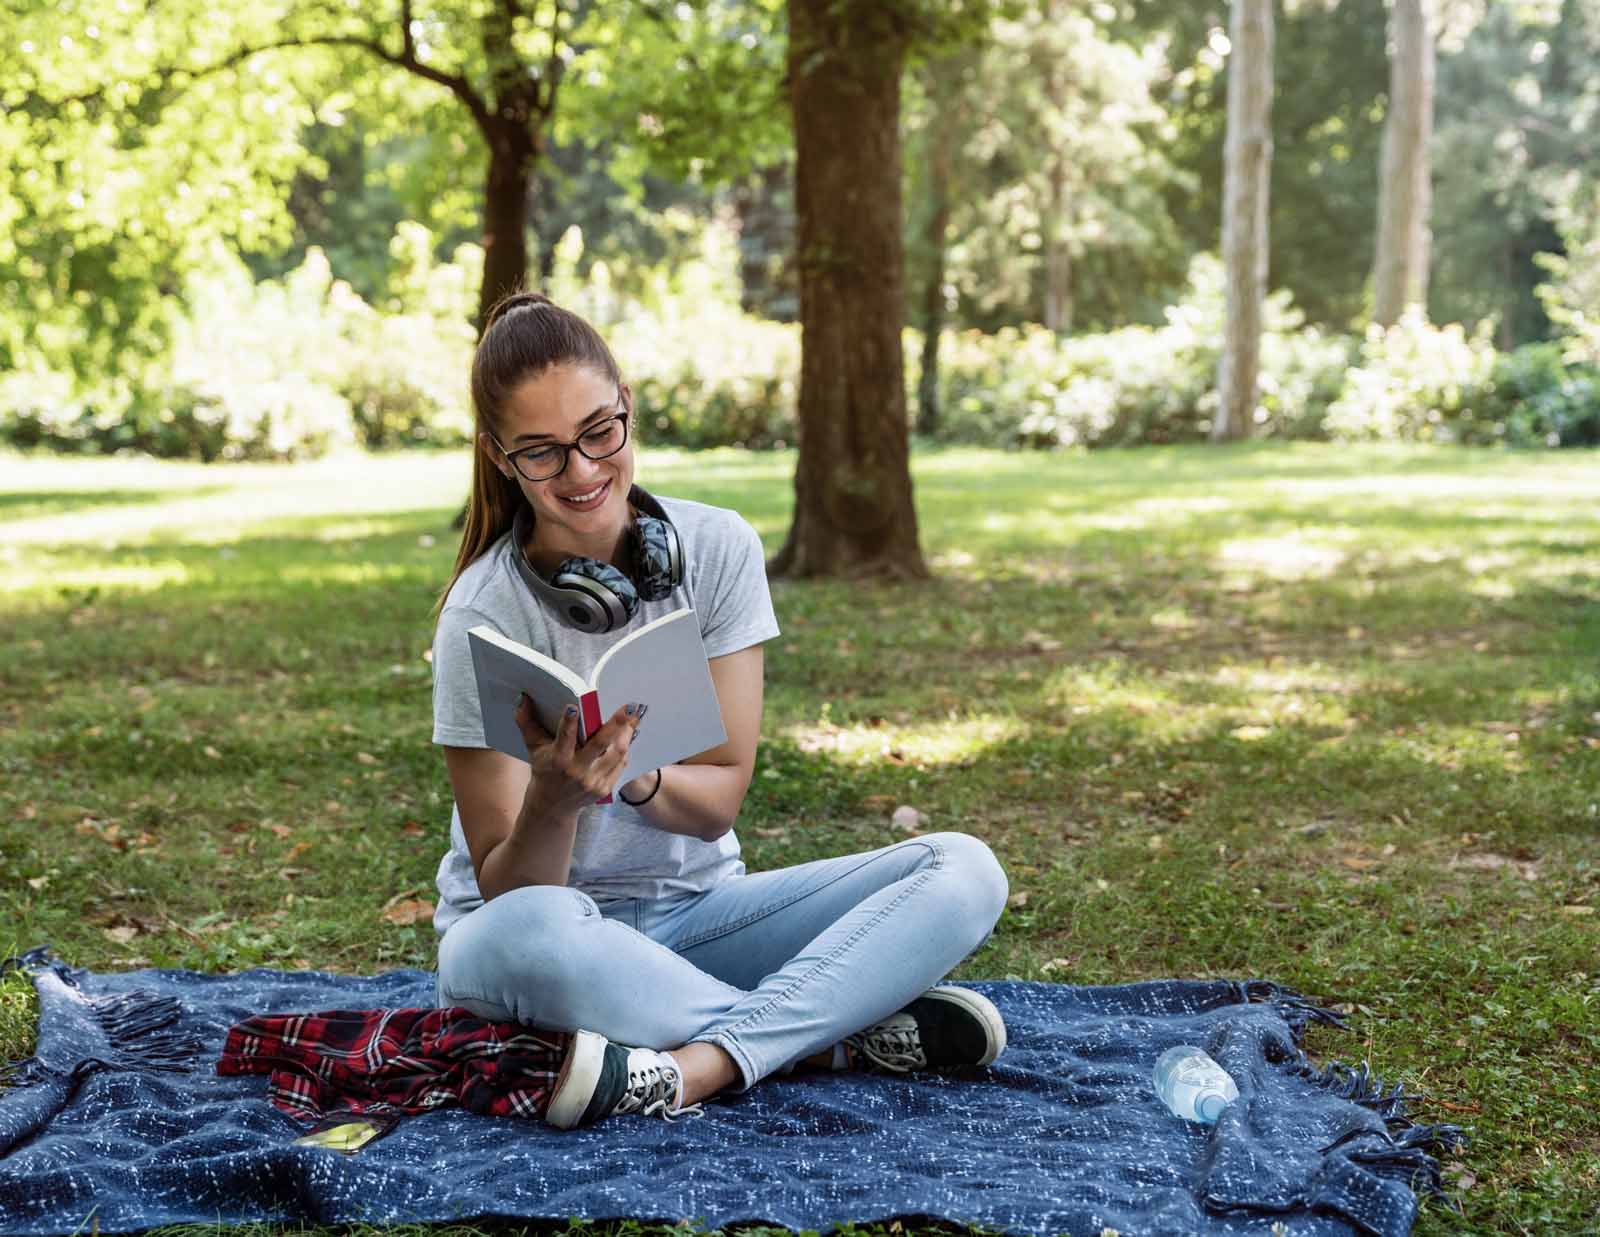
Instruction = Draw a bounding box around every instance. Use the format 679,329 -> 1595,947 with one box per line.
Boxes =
2,441 -> 1598,1235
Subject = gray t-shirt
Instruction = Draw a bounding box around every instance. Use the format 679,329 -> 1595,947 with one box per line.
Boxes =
430,495 -> 780,935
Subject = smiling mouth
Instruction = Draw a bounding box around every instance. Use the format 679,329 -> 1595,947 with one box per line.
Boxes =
557,479 -> 610,510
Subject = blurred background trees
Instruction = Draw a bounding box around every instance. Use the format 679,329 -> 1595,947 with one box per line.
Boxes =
5,0 -> 1600,487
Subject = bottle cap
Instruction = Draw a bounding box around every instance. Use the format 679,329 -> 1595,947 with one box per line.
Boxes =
1196,1092 -> 1231,1122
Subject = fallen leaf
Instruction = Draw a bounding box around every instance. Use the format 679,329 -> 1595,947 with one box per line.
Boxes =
1561,905 -> 1594,917
21,803 -> 36,820
891,805 -> 927,833
1040,958 -> 1073,975
1444,1161 -> 1477,1190
382,897 -> 435,926
402,821 -> 426,838
1022,629 -> 1063,653
1008,891 -> 1030,909
27,875 -> 48,891
753,827 -> 791,841
203,745 -> 222,760
285,841 -> 311,862
1147,834 -> 1166,851
1342,856 -> 1379,871
103,925 -> 139,945
356,752 -> 379,766
265,823 -> 293,839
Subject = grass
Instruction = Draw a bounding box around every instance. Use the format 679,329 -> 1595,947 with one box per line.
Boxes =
2,439 -> 1598,1236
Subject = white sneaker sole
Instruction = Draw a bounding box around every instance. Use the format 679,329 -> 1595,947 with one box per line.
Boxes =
546,1029 -> 607,1129
925,984 -> 1007,1066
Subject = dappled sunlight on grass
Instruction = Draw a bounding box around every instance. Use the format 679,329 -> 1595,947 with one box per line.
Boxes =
778,713 -> 1027,767
0,560 -> 193,595
1217,533 -> 1349,580
2,442 -> 1598,1232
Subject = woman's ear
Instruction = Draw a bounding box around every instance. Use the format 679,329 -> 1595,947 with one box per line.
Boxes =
479,431 -> 514,482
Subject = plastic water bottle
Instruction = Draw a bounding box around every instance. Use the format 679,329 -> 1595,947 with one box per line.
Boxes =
1153,1045 -> 1239,1123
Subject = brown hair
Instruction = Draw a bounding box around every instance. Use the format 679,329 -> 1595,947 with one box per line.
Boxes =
435,291 -> 625,620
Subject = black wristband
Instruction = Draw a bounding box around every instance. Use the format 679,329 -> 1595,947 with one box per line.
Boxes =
618,768 -> 662,807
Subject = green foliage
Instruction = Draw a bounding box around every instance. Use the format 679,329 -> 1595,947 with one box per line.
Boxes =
930,255 -> 1351,448
1326,315 -> 1600,448
1478,343 -> 1600,448
0,230 -> 480,460
1324,311 -> 1502,444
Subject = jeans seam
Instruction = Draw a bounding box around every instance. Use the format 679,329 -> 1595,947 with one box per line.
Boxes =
674,836 -> 943,952
708,837 -> 948,1046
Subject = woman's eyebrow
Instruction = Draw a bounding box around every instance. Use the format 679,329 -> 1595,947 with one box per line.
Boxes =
511,404 -> 615,445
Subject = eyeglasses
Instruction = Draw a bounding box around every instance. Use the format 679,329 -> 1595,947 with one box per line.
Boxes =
492,399 -> 631,483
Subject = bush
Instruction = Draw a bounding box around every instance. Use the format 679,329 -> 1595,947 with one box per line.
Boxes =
1323,312 -> 1499,443
1476,342 -> 1600,448
929,255 -> 1350,449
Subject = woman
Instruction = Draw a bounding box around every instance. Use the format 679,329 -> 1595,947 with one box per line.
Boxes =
430,291 -> 1010,1129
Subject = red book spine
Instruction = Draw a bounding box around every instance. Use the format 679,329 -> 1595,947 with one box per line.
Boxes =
578,690 -> 612,805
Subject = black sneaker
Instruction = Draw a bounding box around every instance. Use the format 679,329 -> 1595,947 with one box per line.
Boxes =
844,985 -> 1007,1071
545,1030 -> 703,1129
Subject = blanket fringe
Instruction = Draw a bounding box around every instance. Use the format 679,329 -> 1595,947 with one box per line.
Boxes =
1237,977 -> 1469,1209
1237,979 -> 1348,1035
3,947 -> 200,1075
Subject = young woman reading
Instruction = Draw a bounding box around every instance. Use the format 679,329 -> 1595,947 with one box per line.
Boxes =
429,291 -> 1010,1128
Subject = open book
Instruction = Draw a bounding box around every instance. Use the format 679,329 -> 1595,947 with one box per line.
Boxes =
467,609 -> 728,805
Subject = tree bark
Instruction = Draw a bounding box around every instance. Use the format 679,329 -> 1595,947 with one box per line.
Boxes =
1043,152 -> 1073,334
479,122 -> 537,328
1371,0 -> 1435,326
770,0 -> 928,579
1213,0 -> 1274,443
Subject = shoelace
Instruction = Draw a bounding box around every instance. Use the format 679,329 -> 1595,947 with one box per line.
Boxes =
846,1020 -> 927,1072
615,1057 -> 705,1122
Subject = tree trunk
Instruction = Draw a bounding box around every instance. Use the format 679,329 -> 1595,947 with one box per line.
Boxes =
1213,0 -> 1275,443
1043,153 -> 1072,333
913,58 -> 961,438
770,0 -> 928,579
1371,0 -> 1435,326
915,226 -> 948,438
478,123 -> 536,330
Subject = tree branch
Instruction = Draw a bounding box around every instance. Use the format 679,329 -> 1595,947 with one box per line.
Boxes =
401,0 -> 417,64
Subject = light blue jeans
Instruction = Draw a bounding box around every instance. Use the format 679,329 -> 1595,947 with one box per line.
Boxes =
434,831 -> 1008,1090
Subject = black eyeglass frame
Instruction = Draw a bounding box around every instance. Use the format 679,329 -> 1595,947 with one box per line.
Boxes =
491,396 -> 632,483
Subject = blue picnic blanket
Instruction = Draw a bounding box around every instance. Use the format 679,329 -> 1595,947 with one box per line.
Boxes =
0,948 -> 1461,1236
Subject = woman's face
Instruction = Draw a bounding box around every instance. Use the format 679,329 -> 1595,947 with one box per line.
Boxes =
486,362 -> 635,562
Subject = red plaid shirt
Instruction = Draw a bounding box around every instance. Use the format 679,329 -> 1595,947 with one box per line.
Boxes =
216,1006 -> 570,1123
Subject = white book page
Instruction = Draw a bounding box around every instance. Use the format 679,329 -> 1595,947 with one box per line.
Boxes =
468,626 -> 587,764
593,609 -> 728,786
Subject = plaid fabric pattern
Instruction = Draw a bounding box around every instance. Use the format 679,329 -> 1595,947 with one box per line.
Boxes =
216,1006 -> 570,1123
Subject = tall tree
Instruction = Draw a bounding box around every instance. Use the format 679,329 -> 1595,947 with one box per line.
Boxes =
769,0 -> 928,578
904,47 -> 977,435
1372,0 -> 1437,324
1213,0 -> 1274,442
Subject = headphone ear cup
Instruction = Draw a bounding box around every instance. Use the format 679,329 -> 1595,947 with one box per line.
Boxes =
550,558 -> 639,632
632,514 -> 683,601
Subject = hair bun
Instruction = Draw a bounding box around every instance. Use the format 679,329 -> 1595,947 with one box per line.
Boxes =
485,290 -> 558,329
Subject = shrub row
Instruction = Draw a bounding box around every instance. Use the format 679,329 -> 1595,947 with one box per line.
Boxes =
3,250 -> 1596,460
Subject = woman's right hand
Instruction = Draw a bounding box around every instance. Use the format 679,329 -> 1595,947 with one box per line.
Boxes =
514,695 -> 645,817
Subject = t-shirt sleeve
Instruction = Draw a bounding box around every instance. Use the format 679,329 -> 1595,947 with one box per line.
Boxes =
431,604 -> 501,747
699,514 -> 781,660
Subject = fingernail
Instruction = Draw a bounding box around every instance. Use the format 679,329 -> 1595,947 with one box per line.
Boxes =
564,704 -> 578,718
518,693 -> 529,709
624,704 -> 636,716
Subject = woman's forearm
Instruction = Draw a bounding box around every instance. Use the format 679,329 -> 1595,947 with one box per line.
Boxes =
625,763 -> 749,843
475,795 -> 581,900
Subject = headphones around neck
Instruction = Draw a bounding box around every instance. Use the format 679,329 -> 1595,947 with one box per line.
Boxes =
510,486 -> 684,634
